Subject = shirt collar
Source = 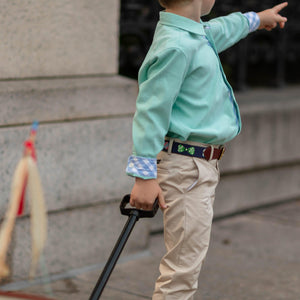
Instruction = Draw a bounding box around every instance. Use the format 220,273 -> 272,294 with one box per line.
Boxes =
159,11 -> 206,36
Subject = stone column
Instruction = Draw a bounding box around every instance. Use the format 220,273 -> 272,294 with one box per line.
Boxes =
0,0 -> 144,281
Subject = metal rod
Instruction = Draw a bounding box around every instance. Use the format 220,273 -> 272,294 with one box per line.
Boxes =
89,212 -> 139,300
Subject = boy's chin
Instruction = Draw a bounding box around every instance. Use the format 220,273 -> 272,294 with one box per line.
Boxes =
201,9 -> 212,17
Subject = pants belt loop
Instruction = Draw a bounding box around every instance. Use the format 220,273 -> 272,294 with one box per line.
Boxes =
209,145 -> 214,160
168,138 -> 174,155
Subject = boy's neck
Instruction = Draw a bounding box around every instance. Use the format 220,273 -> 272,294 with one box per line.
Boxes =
165,1 -> 202,22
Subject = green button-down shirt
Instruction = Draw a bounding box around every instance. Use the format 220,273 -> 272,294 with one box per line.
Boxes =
127,11 -> 252,179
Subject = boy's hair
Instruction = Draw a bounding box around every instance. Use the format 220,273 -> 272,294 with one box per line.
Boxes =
158,0 -> 193,8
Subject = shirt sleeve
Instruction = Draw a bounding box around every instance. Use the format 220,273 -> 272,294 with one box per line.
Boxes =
126,48 -> 188,179
206,12 -> 251,53
126,155 -> 157,179
244,12 -> 260,32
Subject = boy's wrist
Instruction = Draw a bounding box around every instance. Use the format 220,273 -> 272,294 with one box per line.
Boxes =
135,177 -> 156,183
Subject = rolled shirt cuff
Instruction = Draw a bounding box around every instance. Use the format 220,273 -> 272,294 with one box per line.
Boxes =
126,155 -> 157,179
244,11 -> 260,32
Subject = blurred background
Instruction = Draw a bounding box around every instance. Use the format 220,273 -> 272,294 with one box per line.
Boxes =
119,0 -> 300,88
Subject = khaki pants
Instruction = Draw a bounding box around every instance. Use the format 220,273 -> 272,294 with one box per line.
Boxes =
153,143 -> 220,300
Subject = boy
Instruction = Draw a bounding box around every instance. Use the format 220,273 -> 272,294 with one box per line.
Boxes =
126,0 -> 288,299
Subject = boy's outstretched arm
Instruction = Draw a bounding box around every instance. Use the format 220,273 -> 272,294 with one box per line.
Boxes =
257,2 -> 288,31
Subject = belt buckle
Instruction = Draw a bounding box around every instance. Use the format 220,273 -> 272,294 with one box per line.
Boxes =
218,147 -> 225,160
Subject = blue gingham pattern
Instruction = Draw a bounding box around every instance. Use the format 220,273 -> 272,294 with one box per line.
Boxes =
126,155 -> 157,179
244,12 -> 260,32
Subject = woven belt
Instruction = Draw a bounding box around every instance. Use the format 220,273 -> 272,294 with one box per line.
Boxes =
162,140 -> 225,161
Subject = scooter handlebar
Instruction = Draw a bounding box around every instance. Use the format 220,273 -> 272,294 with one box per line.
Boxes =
120,194 -> 159,218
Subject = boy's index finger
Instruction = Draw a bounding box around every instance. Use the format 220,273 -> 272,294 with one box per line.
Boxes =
273,2 -> 288,13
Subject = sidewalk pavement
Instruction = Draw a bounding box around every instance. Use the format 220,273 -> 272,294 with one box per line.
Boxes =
1,199 -> 299,300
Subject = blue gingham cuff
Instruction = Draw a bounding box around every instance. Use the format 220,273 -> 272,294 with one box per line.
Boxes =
126,155 -> 157,179
244,12 -> 260,32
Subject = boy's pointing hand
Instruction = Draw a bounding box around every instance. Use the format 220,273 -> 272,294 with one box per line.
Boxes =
257,2 -> 288,31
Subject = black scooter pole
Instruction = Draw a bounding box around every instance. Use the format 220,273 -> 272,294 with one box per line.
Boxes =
89,195 -> 159,300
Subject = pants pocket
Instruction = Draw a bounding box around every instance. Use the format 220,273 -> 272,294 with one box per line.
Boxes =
184,157 -> 220,195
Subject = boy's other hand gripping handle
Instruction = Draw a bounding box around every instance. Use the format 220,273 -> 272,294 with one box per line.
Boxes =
120,194 -> 159,218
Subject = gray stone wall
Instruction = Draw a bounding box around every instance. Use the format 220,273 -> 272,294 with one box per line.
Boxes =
217,88 -> 300,216
0,0 -> 119,78
0,76 -> 143,280
0,0 -> 144,282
